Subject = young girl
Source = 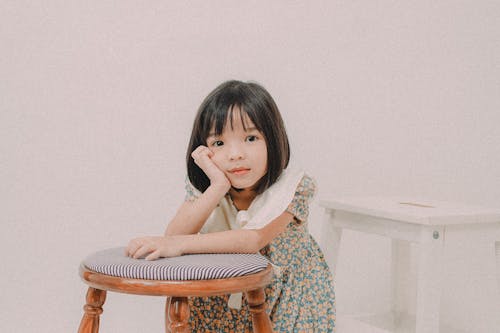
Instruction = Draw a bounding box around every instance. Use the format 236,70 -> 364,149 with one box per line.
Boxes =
126,80 -> 336,332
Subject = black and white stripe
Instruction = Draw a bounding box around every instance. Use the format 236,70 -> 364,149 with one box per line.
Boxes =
83,247 -> 270,280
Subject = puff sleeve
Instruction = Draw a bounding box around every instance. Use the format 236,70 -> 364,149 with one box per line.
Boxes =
184,177 -> 202,202
285,175 -> 317,223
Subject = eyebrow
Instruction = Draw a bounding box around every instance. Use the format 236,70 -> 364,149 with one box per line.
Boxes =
207,127 -> 259,138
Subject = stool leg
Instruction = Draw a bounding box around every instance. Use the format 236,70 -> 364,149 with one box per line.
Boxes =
246,288 -> 273,333
78,287 -> 106,333
165,297 -> 171,333
166,296 -> 190,333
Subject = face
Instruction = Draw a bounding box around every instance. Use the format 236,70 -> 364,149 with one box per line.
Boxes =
206,108 -> 268,191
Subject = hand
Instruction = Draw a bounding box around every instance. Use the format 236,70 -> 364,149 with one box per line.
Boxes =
191,145 -> 230,190
125,235 -> 184,260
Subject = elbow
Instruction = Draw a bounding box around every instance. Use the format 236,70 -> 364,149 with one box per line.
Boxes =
237,230 -> 264,253
239,230 -> 262,253
249,229 -> 269,253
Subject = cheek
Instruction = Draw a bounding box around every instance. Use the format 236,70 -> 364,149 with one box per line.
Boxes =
259,146 -> 268,169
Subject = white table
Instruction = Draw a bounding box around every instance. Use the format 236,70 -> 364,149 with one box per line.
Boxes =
319,196 -> 500,333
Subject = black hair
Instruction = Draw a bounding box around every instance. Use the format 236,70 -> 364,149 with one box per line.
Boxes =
186,80 -> 290,194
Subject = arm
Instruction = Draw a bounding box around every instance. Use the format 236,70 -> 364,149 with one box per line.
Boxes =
126,210 -> 294,260
164,183 -> 227,236
165,145 -> 230,236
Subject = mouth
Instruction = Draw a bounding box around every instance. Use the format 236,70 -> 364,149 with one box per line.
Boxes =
229,167 -> 250,175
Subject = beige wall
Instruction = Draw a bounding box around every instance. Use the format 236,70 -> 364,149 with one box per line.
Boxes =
2,1 -> 499,332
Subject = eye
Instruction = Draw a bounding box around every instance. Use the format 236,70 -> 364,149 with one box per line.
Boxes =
211,140 -> 224,147
246,135 -> 258,142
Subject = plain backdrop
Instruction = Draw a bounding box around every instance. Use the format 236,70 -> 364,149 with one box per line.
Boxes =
2,1 -> 499,332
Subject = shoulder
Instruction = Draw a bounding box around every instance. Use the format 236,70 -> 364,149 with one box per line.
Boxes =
285,173 -> 317,223
294,174 -> 317,200
184,176 -> 203,202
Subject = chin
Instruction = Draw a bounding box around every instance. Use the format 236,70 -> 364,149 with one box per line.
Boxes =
230,182 -> 254,191
231,186 -> 245,192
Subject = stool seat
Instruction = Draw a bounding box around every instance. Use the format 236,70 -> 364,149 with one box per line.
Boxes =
78,247 -> 274,332
83,247 -> 270,281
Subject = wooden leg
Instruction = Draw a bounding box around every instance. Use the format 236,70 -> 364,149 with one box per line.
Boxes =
321,209 -> 342,273
391,239 -> 410,327
415,226 -> 445,333
167,296 -> 190,333
78,287 -> 106,333
165,297 -> 171,333
246,288 -> 273,333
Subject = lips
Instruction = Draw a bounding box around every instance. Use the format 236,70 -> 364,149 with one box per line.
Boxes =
229,167 -> 250,175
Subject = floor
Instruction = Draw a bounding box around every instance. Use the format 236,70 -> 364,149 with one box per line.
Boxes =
335,313 -> 465,333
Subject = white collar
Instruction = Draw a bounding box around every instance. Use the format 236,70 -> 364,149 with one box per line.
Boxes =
235,167 -> 304,229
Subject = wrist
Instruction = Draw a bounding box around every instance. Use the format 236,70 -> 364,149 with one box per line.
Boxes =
177,234 -> 193,255
208,180 -> 230,195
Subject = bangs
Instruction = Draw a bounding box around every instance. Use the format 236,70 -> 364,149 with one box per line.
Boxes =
205,104 -> 262,139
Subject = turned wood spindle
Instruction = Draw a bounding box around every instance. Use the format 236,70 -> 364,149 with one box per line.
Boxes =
78,287 -> 107,333
246,288 -> 274,333
167,296 -> 190,333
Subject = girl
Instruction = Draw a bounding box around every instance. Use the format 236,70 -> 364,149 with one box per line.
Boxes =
126,80 -> 336,332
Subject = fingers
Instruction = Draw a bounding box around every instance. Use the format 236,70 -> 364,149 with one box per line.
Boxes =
190,145 -> 208,158
191,145 -> 213,168
191,146 -> 230,190
191,145 -> 211,155
125,238 -> 142,257
145,249 -> 161,261
132,244 -> 155,259
126,238 -> 156,259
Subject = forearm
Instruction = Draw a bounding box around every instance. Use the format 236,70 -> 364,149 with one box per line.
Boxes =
165,184 -> 228,236
171,210 -> 294,254
178,229 -> 262,254
126,211 -> 294,260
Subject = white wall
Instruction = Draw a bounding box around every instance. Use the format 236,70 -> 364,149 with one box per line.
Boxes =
2,1 -> 499,332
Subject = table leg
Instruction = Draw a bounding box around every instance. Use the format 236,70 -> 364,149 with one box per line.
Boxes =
391,239 -> 410,327
496,242 -> 500,293
415,226 -> 445,333
322,209 -> 343,273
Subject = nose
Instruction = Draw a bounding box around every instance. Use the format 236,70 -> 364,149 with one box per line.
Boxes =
228,142 -> 245,161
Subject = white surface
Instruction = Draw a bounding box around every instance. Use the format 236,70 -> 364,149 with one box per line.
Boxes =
320,197 -> 500,225
321,198 -> 500,333
337,312 -> 466,333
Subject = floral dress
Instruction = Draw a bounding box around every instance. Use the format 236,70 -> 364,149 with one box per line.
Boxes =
185,172 -> 336,332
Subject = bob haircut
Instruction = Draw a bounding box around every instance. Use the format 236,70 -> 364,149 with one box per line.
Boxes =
186,80 -> 290,194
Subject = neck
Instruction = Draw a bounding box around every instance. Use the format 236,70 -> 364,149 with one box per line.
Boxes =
229,187 -> 257,211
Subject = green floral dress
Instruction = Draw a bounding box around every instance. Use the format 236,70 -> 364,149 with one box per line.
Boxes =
185,175 -> 336,332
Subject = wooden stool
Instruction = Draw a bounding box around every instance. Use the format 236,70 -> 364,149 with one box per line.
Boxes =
77,248 -> 274,333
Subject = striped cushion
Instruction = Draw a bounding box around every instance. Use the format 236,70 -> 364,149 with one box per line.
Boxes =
83,247 -> 270,280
